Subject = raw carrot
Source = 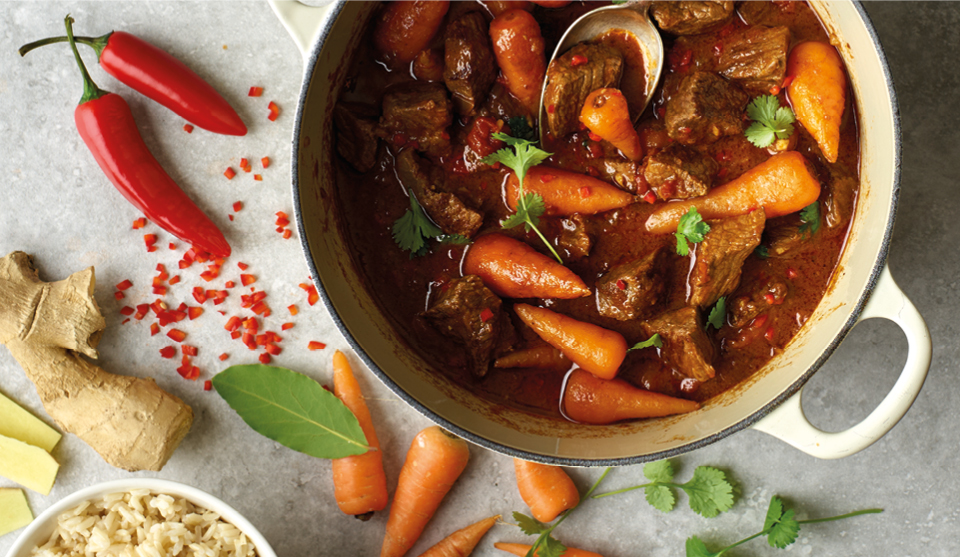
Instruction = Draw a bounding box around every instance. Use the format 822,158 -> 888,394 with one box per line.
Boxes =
374,1 -> 450,66
489,10 -> 546,114
416,515 -> 500,557
494,542 -> 604,557
381,426 -> 471,557
481,1 -> 533,17
332,350 -> 388,518
645,151 -> 820,234
494,345 -> 569,369
506,167 -> 635,217
463,234 -> 590,299
563,369 -> 700,425
787,41 -> 847,163
514,459 -> 579,523
513,304 -> 626,380
580,88 -> 643,161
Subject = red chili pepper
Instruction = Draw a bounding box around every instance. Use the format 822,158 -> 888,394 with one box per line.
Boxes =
131,218 -> 146,229
240,274 -> 256,286
288,304 -> 299,316
21,23 -> 247,136
253,174 -> 263,182
188,307 -> 203,320
570,54 -> 588,66
114,291 -> 125,301
218,353 -> 229,361
259,353 -> 271,364
233,201 -> 243,212
204,380 -> 213,391
308,341 -> 327,351
182,345 -> 198,357
282,323 -> 295,331
261,157 -> 270,169
119,306 -> 134,316
224,167 -> 236,180
183,124 -> 193,133
167,328 -> 186,342
616,279 -> 627,290
248,86 -> 263,97
54,18 -> 231,257
282,229 -> 292,240
116,279 -> 133,290
159,346 -> 177,359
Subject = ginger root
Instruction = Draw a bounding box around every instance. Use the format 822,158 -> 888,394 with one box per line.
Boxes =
0,251 -> 193,471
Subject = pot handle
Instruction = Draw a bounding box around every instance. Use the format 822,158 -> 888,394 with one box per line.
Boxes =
751,265 -> 930,459
269,0 -> 332,61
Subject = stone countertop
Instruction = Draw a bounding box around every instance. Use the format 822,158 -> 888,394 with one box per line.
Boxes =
1,2 -> 957,556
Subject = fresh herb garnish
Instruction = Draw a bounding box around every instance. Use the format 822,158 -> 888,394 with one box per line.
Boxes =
676,207 -> 710,256
482,133 -> 562,263
593,460 -> 734,518
628,334 -> 662,351
799,201 -> 821,236
754,244 -> 770,259
392,193 -> 442,257
685,496 -> 883,557
744,95 -> 796,148
438,233 -> 471,245
707,297 -> 726,330
507,116 -> 537,142
212,364 -> 370,459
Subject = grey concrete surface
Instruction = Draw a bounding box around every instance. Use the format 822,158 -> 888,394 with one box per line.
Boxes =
0,2 -> 957,556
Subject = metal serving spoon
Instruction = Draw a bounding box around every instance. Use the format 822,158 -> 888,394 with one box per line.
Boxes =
538,0 -> 664,143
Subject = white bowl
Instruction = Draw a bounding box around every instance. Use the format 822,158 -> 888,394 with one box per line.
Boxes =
4,479 -> 277,557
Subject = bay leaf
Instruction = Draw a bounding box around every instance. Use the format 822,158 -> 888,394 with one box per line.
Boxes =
213,364 -> 369,459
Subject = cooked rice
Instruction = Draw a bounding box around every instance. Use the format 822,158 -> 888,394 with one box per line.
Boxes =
31,489 -> 259,557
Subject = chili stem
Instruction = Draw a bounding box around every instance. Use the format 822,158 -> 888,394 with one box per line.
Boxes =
18,34 -> 108,58
64,16 -> 108,104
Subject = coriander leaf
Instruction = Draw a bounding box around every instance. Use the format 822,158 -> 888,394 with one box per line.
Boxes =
629,333 -> 663,352
212,364 -> 369,459
507,116 -> 537,142
392,193 -> 442,257
747,93 -> 779,124
707,297 -> 726,330
754,244 -> 770,259
519,192 -> 546,230
683,467 -> 734,518
744,121 -> 776,149
501,212 -> 526,229
799,201 -> 821,236
676,207 -> 710,255
764,496 -> 800,549
513,512 -> 547,536
685,536 -> 717,557
744,94 -> 795,148
538,535 -> 568,557
644,460 -> 674,483
646,485 -> 677,513
438,233 -> 471,245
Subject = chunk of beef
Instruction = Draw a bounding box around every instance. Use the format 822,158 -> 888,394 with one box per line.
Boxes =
689,209 -> 765,307
764,216 -> 808,258
396,149 -> 483,238
543,43 -> 623,138
729,278 -> 788,328
380,82 -> 453,158
718,26 -> 790,95
824,167 -> 857,230
642,143 -> 719,200
597,249 -> 667,321
596,159 -> 640,193
651,1 -> 735,36
413,48 -> 445,82
478,83 -> 528,121
422,275 -> 516,377
444,12 -> 497,116
557,214 -> 593,259
666,72 -> 748,145
333,103 -> 380,173
736,0 -> 778,25
642,306 -> 716,382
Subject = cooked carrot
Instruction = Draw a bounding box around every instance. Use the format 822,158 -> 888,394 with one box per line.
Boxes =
374,1 -> 450,66
381,426 -> 471,557
514,304 -> 626,380
580,88 -> 643,161
489,10 -> 547,114
481,0 -> 533,16
494,345 -> 569,369
494,542 -> 604,557
514,459 -> 579,523
563,369 -> 700,425
332,350 -> 388,517
506,166 -> 635,217
787,41 -> 846,163
416,515 -> 500,557
645,151 -> 820,234
463,234 -> 590,299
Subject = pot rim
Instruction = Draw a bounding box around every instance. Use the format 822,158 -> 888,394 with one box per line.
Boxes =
291,0 -> 902,466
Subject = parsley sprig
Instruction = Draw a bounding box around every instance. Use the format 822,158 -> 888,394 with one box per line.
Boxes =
482,133 -> 563,263
628,334 -> 662,352
744,95 -> 796,148
685,496 -> 883,557
707,297 -> 726,330
392,193 -> 442,257
676,207 -> 710,256
799,201 -> 821,236
593,460 -> 735,518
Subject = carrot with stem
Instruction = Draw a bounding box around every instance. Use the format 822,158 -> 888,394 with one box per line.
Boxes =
787,41 -> 847,163
563,369 -> 700,425
463,234 -> 590,300
416,515 -> 500,557
514,304 -> 626,380
494,543 -> 604,557
332,350 -> 388,518
505,167 -> 635,217
381,426 -> 471,557
514,459 -> 579,523
580,88 -> 643,161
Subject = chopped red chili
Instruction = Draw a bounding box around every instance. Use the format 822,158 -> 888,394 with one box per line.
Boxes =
183,124 -> 194,133
144,234 -> 158,246
571,54 -> 588,66
114,291 -> 125,300
308,341 -> 327,351
259,353 -> 271,364
786,268 -> 798,280
240,274 -> 256,286
224,167 -> 236,180
261,157 -> 270,168
616,279 -> 627,290
643,191 -> 657,204
119,306 -> 135,316
233,201 -> 243,212
188,307 -> 203,320
166,329 -> 186,342
769,85 -> 781,96
251,301 -> 270,315
282,229 -> 292,239
203,380 -> 213,391
479,307 -> 494,323
547,104 -> 556,114
225,316 -> 242,332
219,353 -> 229,361
181,345 -> 198,356
288,304 -> 299,316
116,279 -> 133,290
150,323 -> 160,336
253,174 -> 263,181
168,275 -> 181,285
265,344 -> 282,356
248,86 -> 263,97
132,218 -> 147,230
764,293 -> 776,304
230,330 -> 241,340
282,322 -> 294,331
782,75 -> 795,88
159,346 -> 177,359
240,157 -> 249,170
764,326 -> 776,342
587,132 -> 602,142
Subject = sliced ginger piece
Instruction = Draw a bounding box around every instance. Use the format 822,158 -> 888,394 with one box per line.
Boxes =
0,433 -> 59,495
0,488 -> 33,536
0,392 -> 61,452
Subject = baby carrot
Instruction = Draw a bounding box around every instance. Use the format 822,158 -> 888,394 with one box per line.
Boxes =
494,542 -> 604,557
416,515 -> 500,557
463,234 -> 590,299
374,1 -> 450,66
580,88 -> 643,161
563,369 -> 700,425
489,10 -> 547,114
787,41 -> 847,163
645,151 -> 820,234
514,459 -> 579,523
494,345 -> 569,369
482,1 -> 534,17
332,350 -> 388,518
381,426 -> 471,557
505,167 -> 635,217
514,304 -> 626,380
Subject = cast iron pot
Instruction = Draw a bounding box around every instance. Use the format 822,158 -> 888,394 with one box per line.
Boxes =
270,0 -> 931,465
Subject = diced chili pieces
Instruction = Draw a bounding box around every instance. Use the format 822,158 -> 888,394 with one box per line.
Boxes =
288,304 -> 299,316
299,283 -> 319,306
193,287 -> 208,304
259,353 -> 272,364
237,262 -> 250,271
159,346 -> 177,359
225,316 -> 242,332
144,234 -> 158,247
169,276 -> 181,285
224,167 -> 236,180
571,54 -> 588,66
479,307 -> 494,323
188,307 -> 204,320
786,268 -> 798,280
240,274 -> 256,286
282,322 -> 294,331
150,323 -> 160,336
282,229 -> 292,239
253,174 -> 263,181
182,345 -> 199,356
116,279 -> 133,291
167,329 -> 187,342
275,212 -> 290,227
230,330 -> 242,340
248,86 -> 264,97
261,157 -> 270,168
308,341 -> 327,351
183,124 -> 194,133
119,306 -> 135,316
132,218 -> 147,230
251,301 -> 270,315
616,279 -> 627,290
204,380 -> 213,391
265,344 -> 282,356
219,353 -> 229,361
135,304 -> 150,320
240,158 -> 250,172
114,291 -> 125,301
200,271 -> 217,282
152,285 -> 167,295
